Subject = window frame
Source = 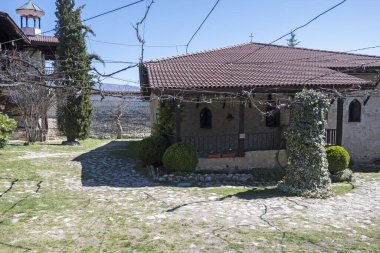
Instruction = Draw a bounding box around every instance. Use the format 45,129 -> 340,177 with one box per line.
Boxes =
348,99 -> 361,123
200,107 -> 212,129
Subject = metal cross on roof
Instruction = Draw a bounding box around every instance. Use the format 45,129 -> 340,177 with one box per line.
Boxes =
249,33 -> 254,43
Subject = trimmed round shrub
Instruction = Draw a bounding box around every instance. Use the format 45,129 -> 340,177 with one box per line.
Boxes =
137,135 -> 168,165
162,142 -> 198,173
326,146 -> 350,174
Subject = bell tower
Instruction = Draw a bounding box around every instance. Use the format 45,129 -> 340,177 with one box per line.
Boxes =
16,1 -> 45,36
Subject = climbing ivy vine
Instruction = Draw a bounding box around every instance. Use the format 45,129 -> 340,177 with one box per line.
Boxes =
152,100 -> 176,137
278,89 -> 332,198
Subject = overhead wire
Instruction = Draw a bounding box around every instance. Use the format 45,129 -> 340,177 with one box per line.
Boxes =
232,45 -> 380,66
82,0 -> 144,22
3,0 -> 379,104
0,0 -> 145,46
88,39 -> 186,48
185,0 -> 222,54
227,0 -> 347,64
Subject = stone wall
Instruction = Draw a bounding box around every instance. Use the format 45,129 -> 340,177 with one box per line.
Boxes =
196,150 -> 288,171
90,95 -> 151,139
327,95 -> 380,164
9,94 -> 151,140
326,72 -> 380,163
150,94 -> 291,138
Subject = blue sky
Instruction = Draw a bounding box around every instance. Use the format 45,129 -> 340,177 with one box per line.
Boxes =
2,0 -> 380,86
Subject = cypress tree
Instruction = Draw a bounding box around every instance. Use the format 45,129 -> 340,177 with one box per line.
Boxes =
55,0 -> 93,143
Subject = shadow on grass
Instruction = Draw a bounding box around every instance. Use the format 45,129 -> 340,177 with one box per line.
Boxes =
352,166 -> 380,173
74,140 -> 156,188
234,187 -> 291,200
165,187 -> 291,212
73,140 -> 295,193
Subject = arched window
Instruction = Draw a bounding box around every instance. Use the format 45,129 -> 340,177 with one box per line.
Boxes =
349,99 -> 361,122
200,107 -> 212,129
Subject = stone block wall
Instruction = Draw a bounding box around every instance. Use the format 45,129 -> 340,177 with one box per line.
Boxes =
149,94 -> 291,138
90,95 -> 151,139
327,95 -> 380,163
326,72 -> 380,163
196,150 -> 288,171
8,94 -> 151,141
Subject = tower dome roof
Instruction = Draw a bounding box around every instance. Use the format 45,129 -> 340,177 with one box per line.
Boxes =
17,1 -> 43,11
16,1 -> 45,17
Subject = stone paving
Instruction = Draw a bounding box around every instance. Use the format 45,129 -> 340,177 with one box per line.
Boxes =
1,140 -> 379,252
77,142 -> 380,251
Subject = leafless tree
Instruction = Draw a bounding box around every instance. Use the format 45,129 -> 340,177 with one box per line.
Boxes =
114,101 -> 124,139
1,50 -> 56,144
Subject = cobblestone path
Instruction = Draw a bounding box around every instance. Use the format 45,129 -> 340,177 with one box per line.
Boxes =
0,140 -> 379,252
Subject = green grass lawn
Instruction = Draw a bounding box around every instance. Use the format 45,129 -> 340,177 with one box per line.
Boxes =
0,139 -> 379,252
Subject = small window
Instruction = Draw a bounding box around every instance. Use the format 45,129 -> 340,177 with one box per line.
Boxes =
200,107 -> 212,128
266,95 -> 280,127
349,99 -> 361,122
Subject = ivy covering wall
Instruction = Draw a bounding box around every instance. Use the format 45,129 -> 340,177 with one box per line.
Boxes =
278,89 -> 332,198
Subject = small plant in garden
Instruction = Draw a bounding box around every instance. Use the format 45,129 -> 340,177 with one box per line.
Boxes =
326,146 -> 353,182
278,89 -> 332,198
326,146 -> 350,173
0,113 -> 17,148
163,142 -> 198,173
137,135 -> 168,165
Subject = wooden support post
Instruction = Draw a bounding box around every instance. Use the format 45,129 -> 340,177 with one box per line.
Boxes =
238,97 -> 245,157
336,98 -> 344,146
175,100 -> 181,143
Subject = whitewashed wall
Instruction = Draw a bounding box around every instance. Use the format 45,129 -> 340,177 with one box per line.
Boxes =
327,95 -> 380,164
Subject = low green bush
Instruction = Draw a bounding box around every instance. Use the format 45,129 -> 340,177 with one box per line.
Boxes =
137,135 -> 168,165
0,113 -> 17,149
163,142 -> 198,173
326,146 -> 350,174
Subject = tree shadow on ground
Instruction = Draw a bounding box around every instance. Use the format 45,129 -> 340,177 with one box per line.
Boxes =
233,187 -> 292,200
75,141 -> 157,188
352,166 -> 380,173
165,187 -> 292,213
74,140 -> 291,191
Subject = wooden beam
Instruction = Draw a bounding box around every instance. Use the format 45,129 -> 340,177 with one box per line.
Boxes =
364,96 -> 371,106
237,97 -> 245,157
175,100 -> 181,142
336,98 -> 344,146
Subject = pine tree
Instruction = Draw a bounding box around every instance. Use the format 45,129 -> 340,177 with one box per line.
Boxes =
287,31 -> 300,47
55,0 -> 93,143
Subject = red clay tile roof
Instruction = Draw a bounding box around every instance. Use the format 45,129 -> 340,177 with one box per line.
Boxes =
143,43 -> 380,90
28,35 -> 59,45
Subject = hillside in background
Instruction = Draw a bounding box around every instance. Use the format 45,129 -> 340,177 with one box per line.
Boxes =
96,83 -> 140,91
